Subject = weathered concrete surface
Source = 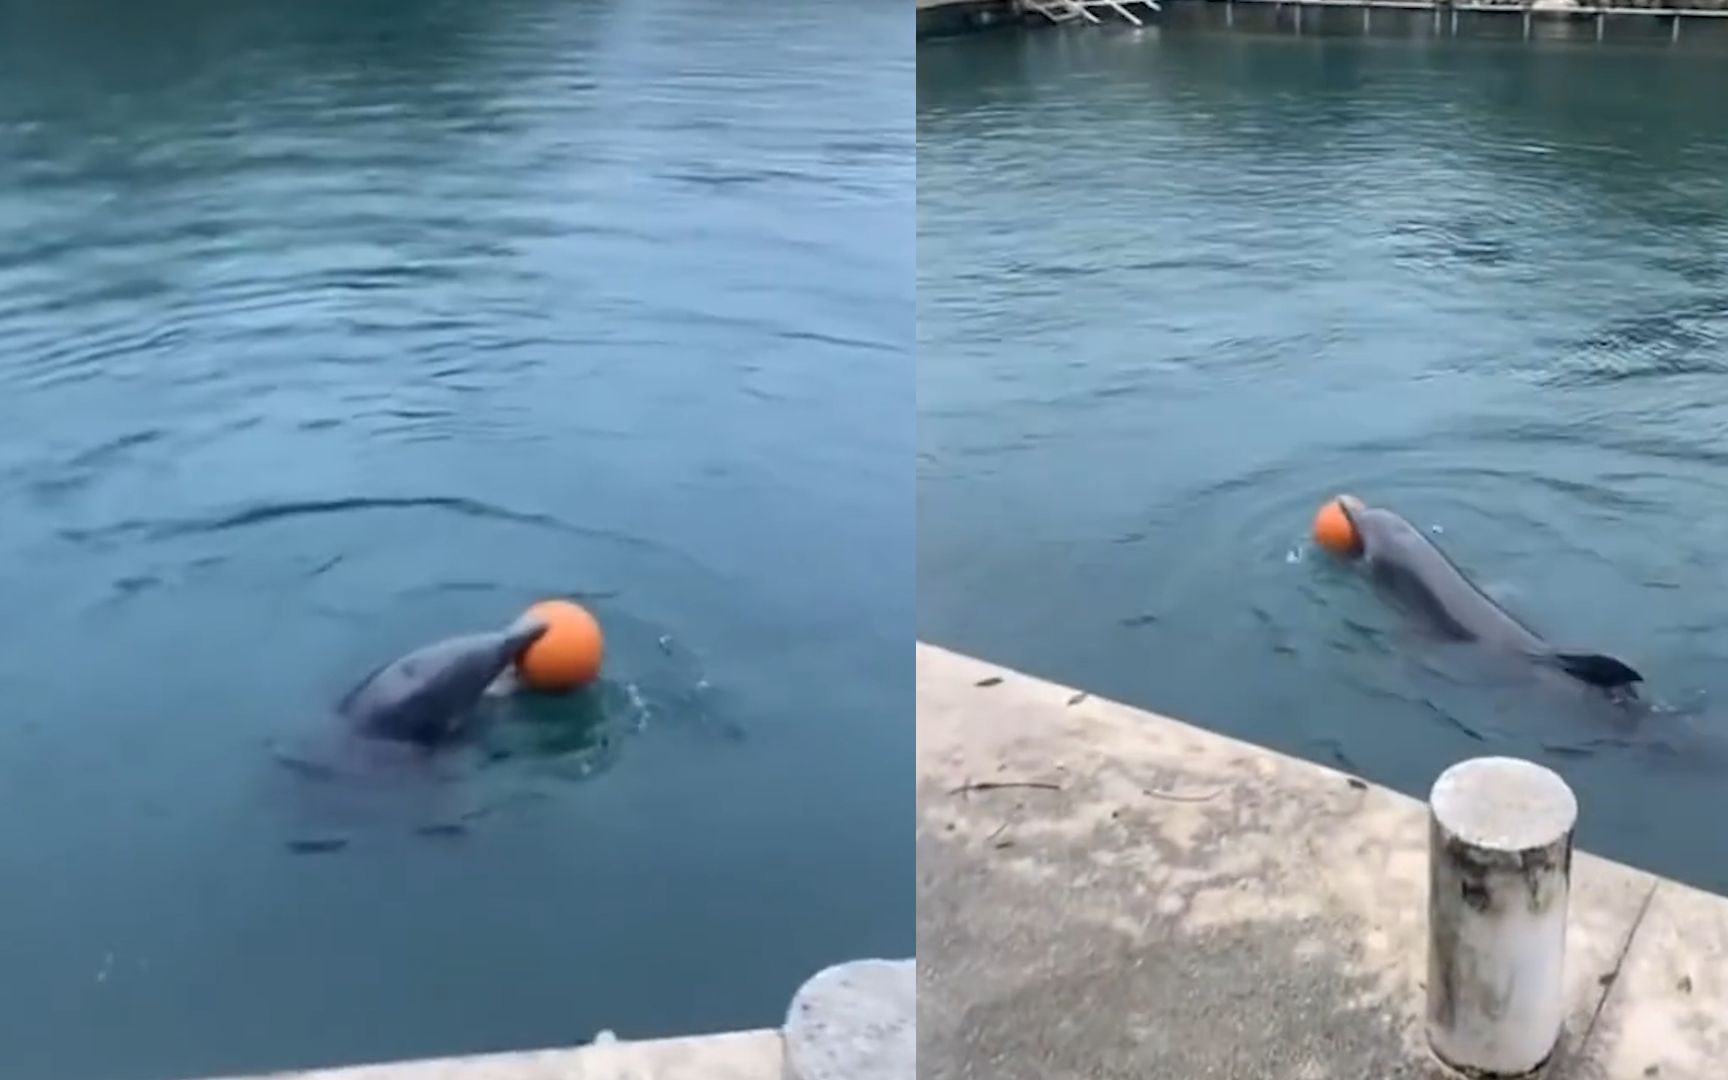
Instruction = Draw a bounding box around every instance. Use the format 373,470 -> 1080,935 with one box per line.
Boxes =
199,1030 -> 784,1080
784,959 -> 916,1080
916,642 -> 1728,1079
1577,879 -> 1728,1079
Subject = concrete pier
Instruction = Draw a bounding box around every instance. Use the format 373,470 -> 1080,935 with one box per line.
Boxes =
201,1031 -> 786,1080
916,642 -> 1728,1078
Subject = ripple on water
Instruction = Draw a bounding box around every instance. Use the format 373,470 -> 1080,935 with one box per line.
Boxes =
1535,295 -> 1728,387
50,494 -> 666,553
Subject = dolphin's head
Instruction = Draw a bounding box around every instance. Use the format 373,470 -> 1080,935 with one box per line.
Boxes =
347,622 -> 554,747
440,622 -> 549,701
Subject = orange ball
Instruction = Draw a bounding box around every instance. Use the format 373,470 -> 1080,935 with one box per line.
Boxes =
1312,497 -> 1361,556
515,600 -> 604,691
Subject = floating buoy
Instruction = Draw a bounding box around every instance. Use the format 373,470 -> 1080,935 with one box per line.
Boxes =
1312,496 -> 1362,556
515,599 -> 604,691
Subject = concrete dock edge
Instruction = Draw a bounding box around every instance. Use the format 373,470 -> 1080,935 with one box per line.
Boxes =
200,1029 -> 787,1080
915,641 -> 1727,1079
198,959 -> 916,1080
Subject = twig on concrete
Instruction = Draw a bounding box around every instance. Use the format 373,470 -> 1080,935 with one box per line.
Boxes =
949,781 -> 1062,795
1141,786 -> 1226,803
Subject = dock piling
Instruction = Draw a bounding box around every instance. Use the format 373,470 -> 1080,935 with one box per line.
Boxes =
784,959 -> 915,1080
1426,757 -> 1576,1077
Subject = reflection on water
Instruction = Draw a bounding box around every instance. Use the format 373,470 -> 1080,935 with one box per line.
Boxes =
0,0 -> 911,1076
919,17 -> 1728,894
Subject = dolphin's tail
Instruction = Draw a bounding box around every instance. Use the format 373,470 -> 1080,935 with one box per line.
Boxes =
1550,651 -> 1643,689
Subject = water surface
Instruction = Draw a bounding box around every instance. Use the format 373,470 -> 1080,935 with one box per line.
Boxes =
919,11 -> 1728,893
0,1 -> 911,1076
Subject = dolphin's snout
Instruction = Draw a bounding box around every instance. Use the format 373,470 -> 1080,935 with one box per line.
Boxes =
1313,495 -> 1365,558
503,616 -> 551,655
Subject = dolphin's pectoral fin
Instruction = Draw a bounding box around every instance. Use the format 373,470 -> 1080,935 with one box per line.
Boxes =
483,667 -> 521,699
1550,651 -> 1644,688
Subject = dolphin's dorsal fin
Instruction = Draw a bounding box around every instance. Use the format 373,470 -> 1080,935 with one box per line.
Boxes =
1551,651 -> 1643,688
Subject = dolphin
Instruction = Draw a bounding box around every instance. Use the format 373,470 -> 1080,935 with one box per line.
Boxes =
336,616 -> 549,747
1330,495 -> 1643,695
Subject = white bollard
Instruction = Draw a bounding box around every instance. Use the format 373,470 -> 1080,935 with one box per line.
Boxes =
783,958 -> 915,1080
1427,756 -> 1576,1077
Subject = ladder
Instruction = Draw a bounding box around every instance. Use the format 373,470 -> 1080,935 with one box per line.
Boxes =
1022,0 -> 1162,26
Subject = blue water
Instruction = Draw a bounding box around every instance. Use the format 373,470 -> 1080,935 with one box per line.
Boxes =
0,1 -> 911,1076
919,12 -> 1728,895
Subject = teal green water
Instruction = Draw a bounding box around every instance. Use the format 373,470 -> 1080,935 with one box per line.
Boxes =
0,1 -> 909,1076
920,13 -> 1728,894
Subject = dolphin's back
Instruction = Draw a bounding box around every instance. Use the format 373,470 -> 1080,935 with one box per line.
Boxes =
1347,504 -> 1643,691
1355,508 -> 1546,654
